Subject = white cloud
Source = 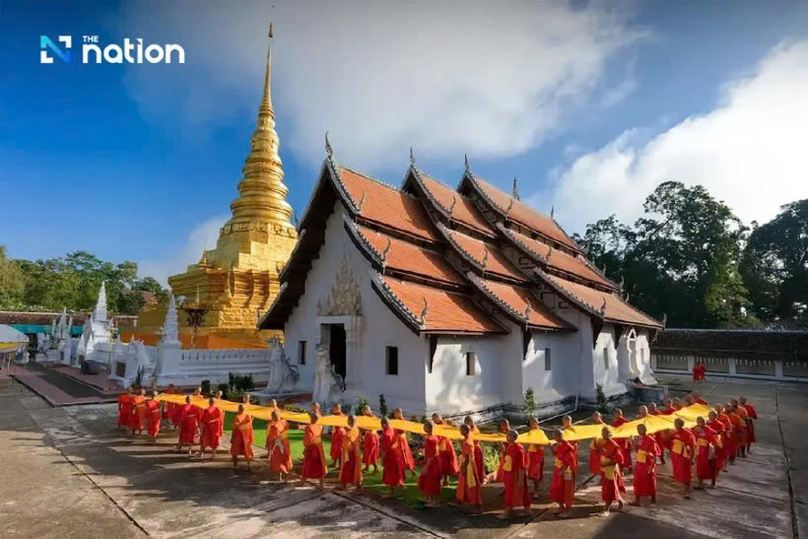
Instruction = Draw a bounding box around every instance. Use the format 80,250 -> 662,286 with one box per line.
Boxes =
549,40 -> 808,234
119,1 -> 641,170
137,215 -> 227,286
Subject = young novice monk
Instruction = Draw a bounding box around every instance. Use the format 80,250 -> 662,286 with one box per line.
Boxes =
500,429 -> 531,519
301,411 -> 327,490
417,421 -> 442,507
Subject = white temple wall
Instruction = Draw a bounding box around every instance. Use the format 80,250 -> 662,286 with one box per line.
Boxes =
592,323 -> 627,398
524,330 -> 581,404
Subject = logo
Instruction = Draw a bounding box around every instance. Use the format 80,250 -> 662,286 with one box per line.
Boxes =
40,35 -> 185,65
41,35 -> 72,63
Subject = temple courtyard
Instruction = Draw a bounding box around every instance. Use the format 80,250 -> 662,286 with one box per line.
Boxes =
0,373 -> 804,538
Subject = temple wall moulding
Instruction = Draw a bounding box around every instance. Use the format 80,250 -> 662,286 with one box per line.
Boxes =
316,254 -> 362,317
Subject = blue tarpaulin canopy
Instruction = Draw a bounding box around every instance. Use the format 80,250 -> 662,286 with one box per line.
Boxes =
10,324 -> 83,337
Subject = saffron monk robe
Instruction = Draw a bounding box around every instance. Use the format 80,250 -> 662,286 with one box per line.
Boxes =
495,419 -> 512,483
393,408 -> 417,479
300,412 -> 327,489
549,430 -> 576,518
589,412 -> 606,481
716,405 -> 735,465
380,417 -> 406,498
361,406 -> 379,474
162,384 -> 177,429
631,424 -> 660,507
670,418 -> 696,498
230,404 -> 254,470
267,411 -> 292,481
431,414 -> 459,486
707,411 -> 727,473
339,415 -> 363,489
418,421 -> 443,507
500,430 -> 531,519
732,401 -> 750,458
693,417 -> 719,488
130,389 -> 149,435
647,403 -> 668,465
329,403 -> 345,468
740,396 -> 757,453
146,391 -> 161,442
727,403 -> 747,459
176,396 -> 200,456
198,398 -> 222,459
561,416 -> 580,474
455,424 -> 483,512
526,418 -> 545,500
117,388 -> 133,430
598,427 -> 626,517
463,416 -> 486,487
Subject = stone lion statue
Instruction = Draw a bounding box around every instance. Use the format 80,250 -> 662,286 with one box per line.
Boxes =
312,342 -> 345,404
266,336 -> 299,393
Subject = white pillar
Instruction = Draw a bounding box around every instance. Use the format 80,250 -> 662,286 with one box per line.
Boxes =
687,355 -> 695,373
729,358 -> 737,376
775,361 -> 784,379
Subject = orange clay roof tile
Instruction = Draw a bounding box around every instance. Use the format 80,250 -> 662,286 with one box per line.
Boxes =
442,227 -> 527,282
417,172 -> 495,236
471,277 -> 571,330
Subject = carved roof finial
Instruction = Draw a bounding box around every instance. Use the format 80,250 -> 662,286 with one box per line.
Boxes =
602,264 -> 607,275
546,246 -> 553,263
482,247 -> 489,268
410,146 -> 416,166
512,176 -> 520,201
619,275 -> 625,291
662,312 -> 667,326
625,293 -> 630,303
600,297 -> 607,316
381,237 -> 392,264
420,297 -> 429,325
524,302 -> 532,321
449,194 -> 457,215
464,153 -> 470,173
356,190 -> 366,212
550,205 -> 554,219
506,198 -> 514,215
325,131 -> 333,158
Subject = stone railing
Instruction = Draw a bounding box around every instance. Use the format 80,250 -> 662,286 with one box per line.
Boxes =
651,352 -> 808,382
180,349 -> 272,363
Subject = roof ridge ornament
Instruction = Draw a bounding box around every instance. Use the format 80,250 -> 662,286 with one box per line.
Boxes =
420,297 -> 429,326
524,302 -> 532,321
410,146 -> 416,166
662,312 -> 667,326
506,198 -> 514,215
325,131 -> 333,158
356,190 -> 366,212
482,247 -> 489,268
550,205 -> 554,219
600,297 -> 607,317
381,237 -> 392,266
512,176 -> 520,201
449,194 -> 457,215
464,153 -> 470,174
546,246 -> 553,263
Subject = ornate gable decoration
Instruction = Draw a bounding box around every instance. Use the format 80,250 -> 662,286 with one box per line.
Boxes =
317,255 -> 362,316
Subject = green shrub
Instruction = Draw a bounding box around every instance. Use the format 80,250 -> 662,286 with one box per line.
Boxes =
356,396 -> 370,414
482,443 -> 501,475
596,383 -> 608,414
379,394 -> 388,418
524,387 -> 537,418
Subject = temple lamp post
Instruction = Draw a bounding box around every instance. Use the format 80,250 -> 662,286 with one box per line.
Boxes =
180,299 -> 207,350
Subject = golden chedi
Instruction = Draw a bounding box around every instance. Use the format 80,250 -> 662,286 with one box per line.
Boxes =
139,24 -> 296,345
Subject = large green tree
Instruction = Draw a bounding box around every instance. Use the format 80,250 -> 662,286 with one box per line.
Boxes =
0,246 -> 26,309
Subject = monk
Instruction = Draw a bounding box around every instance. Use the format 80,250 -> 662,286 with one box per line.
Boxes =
146,391 -> 161,442
598,427 -> 626,517
417,421 -> 442,507
716,404 -> 735,465
731,400 -> 749,458
463,416 -> 485,486
683,394 -> 694,406
432,413 -> 459,486
176,395 -> 200,456
693,417 -> 719,488
455,424 -> 483,512
500,429 -> 531,519
647,402 -> 667,464
692,392 -> 708,406
588,412 -> 605,481
526,417 -> 545,499
631,424 -> 659,507
495,419 -> 512,483
162,384 -> 178,430
267,410 -> 292,482
707,410 -> 726,473
170,387 -> 183,429
230,404 -> 254,470
611,409 -> 632,473
393,408 -> 417,479
380,417 -> 405,498
561,415 -> 579,473
300,411 -> 327,489
549,429 -> 576,518
670,418 -> 696,498
117,387 -> 133,430
192,386 -> 203,400
130,388 -> 149,435
310,401 -> 322,418
672,397 -> 684,411
329,403 -> 345,467
727,402 -> 747,459
198,398 -> 222,459
740,396 -> 757,453
339,414 -> 363,490
661,398 -> 675,415
241,394 -> 251,406
361,406 -> 379,474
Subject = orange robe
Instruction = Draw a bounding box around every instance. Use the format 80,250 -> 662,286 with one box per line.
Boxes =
363,429 -> 379,466
418,435 -> 442,496
743,403 -> 757,445
131,395 -> 148,431
162,388 -> 176,421
728,411 -> 746,453
648,410 -> 670,455
695,398 -> 708,405
230,412 -> 254,459
340,426 -> 363,485
330,415 -> 345,462
267,420 -> 292,473
707,419 -> 726,471
562,427 -> 580,471
718,413 -> 735,458
200,406 -> 222,450
504,442 -> 530,510
177,403 -> 199,444
215,399 -> 225,437
146,399 -> 161,437
633,434 -> 659,497
527,439 -> 545,481
611,417 -> 632,468
118,394 -> 133,427
670,428 -> 695,484
381,427 -> 405,487
589,434 -> 602,476
396,428 -> 416,472
301,423 -> 328,479
438,435 -> 459,477
694,426 -> 718,481
456,438 -> 482,505
495,440 -> 511,482
599,439 -> 626,503
549,440 -> 575,506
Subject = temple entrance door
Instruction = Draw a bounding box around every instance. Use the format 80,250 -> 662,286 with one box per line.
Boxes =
329,324 -> 347,380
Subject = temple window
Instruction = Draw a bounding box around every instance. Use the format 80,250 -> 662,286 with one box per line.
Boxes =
466,352 -> 476,376
298,341 -> 306,365
544,348 -> 552,371
603,346 -> 609,370
386,346 -> 399,375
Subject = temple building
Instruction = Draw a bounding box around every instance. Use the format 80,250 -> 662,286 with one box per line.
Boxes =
139,25 -> 297,345
259,144 -> 664,417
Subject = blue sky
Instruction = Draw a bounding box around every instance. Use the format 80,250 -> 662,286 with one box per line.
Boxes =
1,1 -> 807,283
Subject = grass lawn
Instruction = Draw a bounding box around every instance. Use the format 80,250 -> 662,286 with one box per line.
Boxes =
222,412 -> 458,508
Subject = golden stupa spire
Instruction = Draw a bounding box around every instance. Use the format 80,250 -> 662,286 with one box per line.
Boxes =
226,21 -> 294,230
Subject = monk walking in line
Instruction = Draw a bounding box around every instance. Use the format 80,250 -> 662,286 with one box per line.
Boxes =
716,404 -> 735,466
163,384 -> 178,430
267,410 -> 292,482
455,424 -> 483,513
727,402 -> 746,459
631,424 -> 660,507
300,411 -> 327,490
339,415 -> 363,490
598,427 -> 626,517
463,416 -> 485,487
526,417 -> 545,499
670,418 -> 696,498
198,398 -> 222,459
549,429 -> 576,518
393,408 -> 417,479
707,410 -> 726,473
230,404 -> 254,471
117,387 -> 133,431
330,403 -> 345,468
176,395 -> 200,456
561,415 -> 580,473
310,401 -> 321,418
500,429 -> 531,519
731,400 -> 749,458
361,405 -> 379,474
647,402 -> 667,464
130,388 -> 149,436
693,417 -> 719,488
432,413 -> 459,486
380,417 -> 405,498
611,409 -> 632,473
146,391 -> 161,442
418,421 -> 442,507
692,392 -> 708,405
589,412 -> 605,481
495,419 -> 511,483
